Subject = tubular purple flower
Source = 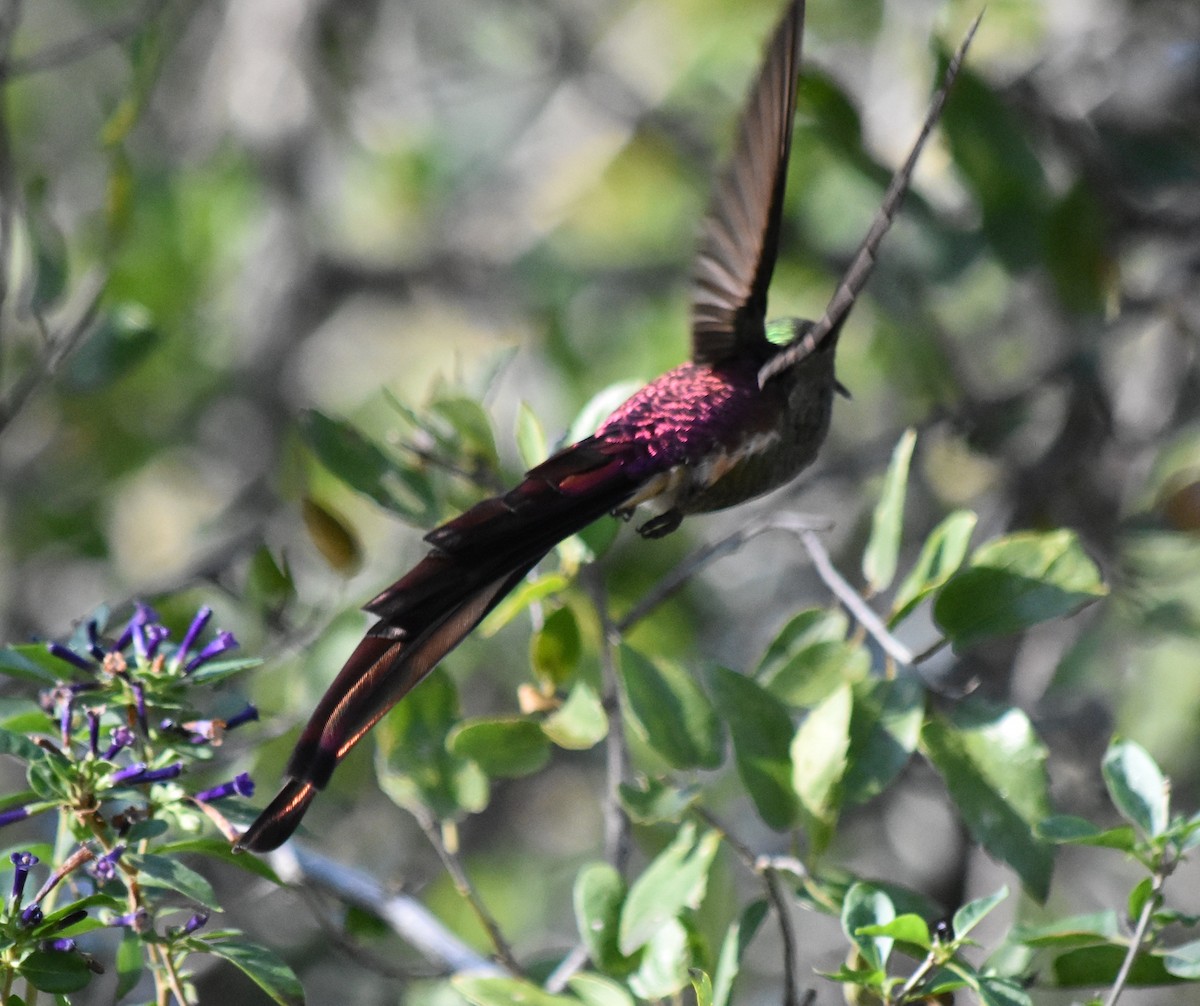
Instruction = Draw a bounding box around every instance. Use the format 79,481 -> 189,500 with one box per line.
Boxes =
47,642 -> 94,672
114,602 -> 158,652
86,709 -> 101,757
108,906 -> 150,931
103,725 -> 135,760
176,911 -> 208,937
195,773 -> 254,803
20,904 -> 43,926
109,762 -> 148,785
28,847 -> 95,911
89,844 -> 125,882
224,704 -> 259,731
145,623 -> 170,659
111,762 -> 183,787
42,937 -> 77,953
173,606 -> 212,670
131,621 -> 149,661
59,698 -> 73,747
0,805 -> 30,828
10,851 -> 38,907
130,681 -> 148,735
183,630 -> 238,674
86,620 -> 105,660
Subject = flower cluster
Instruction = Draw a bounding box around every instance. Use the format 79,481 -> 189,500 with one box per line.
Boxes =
0,602 -> 269,1001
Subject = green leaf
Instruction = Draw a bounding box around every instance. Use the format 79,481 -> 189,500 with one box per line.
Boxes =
154,837 -> 280,884
115,931 -> 144,999
543,681 -> 608,750
1037,814 -> 1136,850
757,609 -> 868,707
712,900 -> 768,1006
574,862 -> 635,975
977,976 -> 1034,1006
757,608 -> 850,678
629,918 -> 691,1000
920,701 -> 1053,901
515,402 -> 548,468
201,936 -> 305,1006
890,510 -> 977,625
448,717 -> 551,778
863,428 -> 916,592
1164,939 -> 1200,979
454,977 -> 576,1006
531,605 -> 582,688
1102,738 -> 1169,838
842,883 -> 895,970
18,950 -> 93,994
1050,944 -> 1177,987
483,573 -> 570,635
791,682 -> 852,851
856,913 -> 931,952
619,647 -> 723,770
375,668 -> 488,819
127,853 -> 218,909
952,886 -> 1008,940
429,396 -> 499,466
0,646 -> 62,685
299,410 -> 435,522
0,727 -> 48,762
1011,911 -> 1120,949
690,969 -> 714,1006
934,530 -> 1107,649
618,823 -> 720,955
710,666 -> 799,830
841,676 -> 924,804
1045,180 -> 1112,316
618,777 -> 696,825
567,973 -> 635,1006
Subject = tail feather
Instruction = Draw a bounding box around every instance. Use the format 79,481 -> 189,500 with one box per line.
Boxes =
237,440 -> 639,853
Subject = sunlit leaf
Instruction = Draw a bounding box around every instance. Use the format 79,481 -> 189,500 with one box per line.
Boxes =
863,428 -> 916,593
620,647 -> 723,770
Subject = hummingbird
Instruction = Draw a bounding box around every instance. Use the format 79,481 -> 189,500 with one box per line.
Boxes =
238,0 -> 978,853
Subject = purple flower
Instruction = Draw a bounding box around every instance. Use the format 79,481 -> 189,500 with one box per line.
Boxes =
41,937 -> 76,953
103,725 -> 135,760
108,907 -> 150,931
20,904 -> 43,926
47,642 -> 93,673
113,602 -> 158,653
110,762 -> 183,787
59,698 -> 73,747
183,630 -> 238,674
86,709 -> 101,757
29,847 -> 95,908
174,911 -> 208,937
194,773 -> 254,803
10,851 -> 38,907
86,620 -> 106,660
89,845 -> 125,882
0,805 -> 30,829
224,704 -> 259,731
173,606 -> 212,671
130,681 -> 148,735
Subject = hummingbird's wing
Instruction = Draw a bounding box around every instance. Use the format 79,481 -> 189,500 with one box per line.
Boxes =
690,0 -> 805,365
758,12 -> 982,386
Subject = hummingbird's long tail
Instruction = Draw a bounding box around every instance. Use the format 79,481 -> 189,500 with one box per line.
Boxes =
237,439 -> 638,853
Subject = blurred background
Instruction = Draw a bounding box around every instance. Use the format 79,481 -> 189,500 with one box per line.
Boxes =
0,0 -> 1199,1002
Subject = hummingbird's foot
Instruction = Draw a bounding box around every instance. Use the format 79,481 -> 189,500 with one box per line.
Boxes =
636,510 -> 683,539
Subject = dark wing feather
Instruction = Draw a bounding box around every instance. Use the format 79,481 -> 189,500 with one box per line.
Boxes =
691,0 -> 805,365
759,12 -> 982,386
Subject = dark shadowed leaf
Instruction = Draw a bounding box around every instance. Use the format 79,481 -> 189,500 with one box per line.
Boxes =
920,701 -> 1053,901
448,717 -> 551,778
18,950 -> 93,994
841,676 -> 924,805
620,647 -> 722,770
710,666 -> 799,830
531,605 -> 582,687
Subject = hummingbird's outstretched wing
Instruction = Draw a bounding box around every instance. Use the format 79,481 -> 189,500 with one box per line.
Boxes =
691,0 -> 805,365
758,12 -> 982,387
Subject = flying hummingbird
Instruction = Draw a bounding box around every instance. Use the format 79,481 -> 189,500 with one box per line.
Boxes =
238,0 -> 979,853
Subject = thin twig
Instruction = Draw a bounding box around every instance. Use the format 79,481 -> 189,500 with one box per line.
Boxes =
585,565 -> 633,872
266,841 -> 503,976
616,513 -> 830,634
798,529 -> 914,666
414,809 -> 523,974
543,943 -> 590,994
692,806 -> 803,1006
1104,868 -> 1168,1006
